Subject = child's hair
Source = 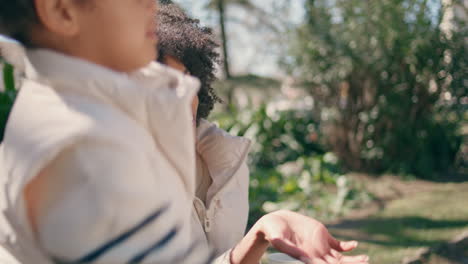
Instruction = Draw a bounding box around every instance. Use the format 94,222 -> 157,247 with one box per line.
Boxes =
0,0 -> 38,45
157,0 -> 222,121
0,0 -> 90,46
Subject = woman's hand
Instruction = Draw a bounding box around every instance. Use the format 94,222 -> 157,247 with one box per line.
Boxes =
260,210 -> 368,264
230,210 -> 369,264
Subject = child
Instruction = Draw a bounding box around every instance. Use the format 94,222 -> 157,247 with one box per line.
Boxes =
0,1 -> 368,263
0,0 -> 209,263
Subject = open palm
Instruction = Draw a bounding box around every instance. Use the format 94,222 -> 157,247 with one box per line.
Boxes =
260,210 -> 369,264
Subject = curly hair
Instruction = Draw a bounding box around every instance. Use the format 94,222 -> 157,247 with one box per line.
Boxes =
157,0 -> 222,122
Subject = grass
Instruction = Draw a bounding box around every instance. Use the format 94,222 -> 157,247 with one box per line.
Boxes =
329,182 -> 468,263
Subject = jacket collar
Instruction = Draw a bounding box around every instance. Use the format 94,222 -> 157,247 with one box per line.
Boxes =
0,35 -> 26,72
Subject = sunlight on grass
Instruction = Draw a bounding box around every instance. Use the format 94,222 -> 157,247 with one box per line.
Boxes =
331,183 -> 468,264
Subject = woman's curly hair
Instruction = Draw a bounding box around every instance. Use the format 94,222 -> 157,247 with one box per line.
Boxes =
157,0 -> 222,121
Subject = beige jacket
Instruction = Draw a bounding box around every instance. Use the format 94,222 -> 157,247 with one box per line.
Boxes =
194,120 -> 250,257
0,48 -> 220,263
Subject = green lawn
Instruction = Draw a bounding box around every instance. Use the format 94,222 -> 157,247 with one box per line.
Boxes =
329,182 -> 468,263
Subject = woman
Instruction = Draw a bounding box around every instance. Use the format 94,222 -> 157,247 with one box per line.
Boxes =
155,2 -> 370,264
157,1 -> 250,259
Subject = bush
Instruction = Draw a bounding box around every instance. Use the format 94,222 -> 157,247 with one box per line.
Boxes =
213,103 -> 372,227
286,0 -> 466,178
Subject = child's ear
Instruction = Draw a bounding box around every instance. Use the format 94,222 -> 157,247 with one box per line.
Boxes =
33,0 -> 81,37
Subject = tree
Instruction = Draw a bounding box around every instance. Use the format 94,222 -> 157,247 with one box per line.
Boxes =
206,0 -> 253,79
287,0 -> 466,178
205,0 -> 294,79
207,0 -> 232,79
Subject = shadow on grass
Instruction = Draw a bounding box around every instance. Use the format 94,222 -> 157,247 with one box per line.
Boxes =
430,171 -> 468,183
429,241 -> 468,264
329,216 -> 468,248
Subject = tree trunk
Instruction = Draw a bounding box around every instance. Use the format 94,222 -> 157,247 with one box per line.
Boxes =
217,0 -> 232,79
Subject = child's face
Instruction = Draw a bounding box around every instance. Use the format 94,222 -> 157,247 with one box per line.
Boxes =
77,0 -> 158,72
34,0 -> 158,72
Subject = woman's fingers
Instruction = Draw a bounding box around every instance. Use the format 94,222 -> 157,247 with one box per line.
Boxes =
328,235 -> 359,252
323,254 -> 341,264
270,238 -> 308,261
301,257 -> 327,264
341,255 -> 370,264
330,249 -> 370,264
322,253 -> 369,264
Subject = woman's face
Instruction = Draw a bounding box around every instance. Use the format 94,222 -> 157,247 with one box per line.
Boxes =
162,55 -> 199,126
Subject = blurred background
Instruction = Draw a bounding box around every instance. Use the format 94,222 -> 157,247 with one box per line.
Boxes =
174,0 -> 468,263
1,0 -> 467,263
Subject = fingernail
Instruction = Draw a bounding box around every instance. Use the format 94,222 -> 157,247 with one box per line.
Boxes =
346,241 -> 357,248
299,256 -> 312,264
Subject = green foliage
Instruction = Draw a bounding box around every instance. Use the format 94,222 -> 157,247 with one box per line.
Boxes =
217,104 -> 325,167
286,0 -> 466,178
214,104 -> 372,227
0,58 -> 17,142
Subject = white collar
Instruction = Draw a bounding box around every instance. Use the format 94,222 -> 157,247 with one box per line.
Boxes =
0,35 -> 26,72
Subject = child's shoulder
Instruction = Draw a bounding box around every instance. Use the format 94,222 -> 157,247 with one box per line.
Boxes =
2,80 -> 95,165
7,79 -> 92,138
5,78 -> 152,152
